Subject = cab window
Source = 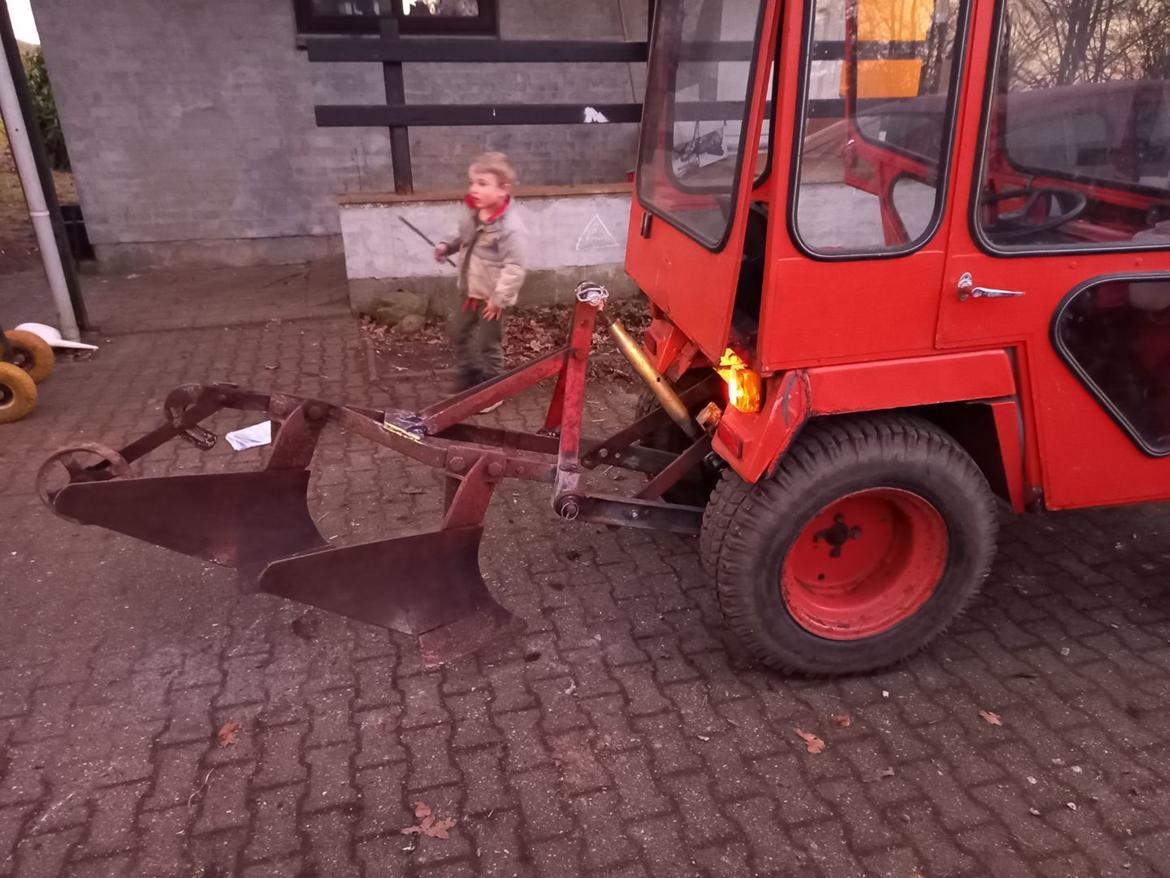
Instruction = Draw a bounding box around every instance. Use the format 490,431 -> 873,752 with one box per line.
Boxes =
636,0 -> 769,249
791,0 -> 966,255
1055,278 -> 1170,455
975,0 -> 1170,250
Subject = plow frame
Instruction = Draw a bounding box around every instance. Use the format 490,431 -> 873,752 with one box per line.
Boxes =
38,287 -> 721,663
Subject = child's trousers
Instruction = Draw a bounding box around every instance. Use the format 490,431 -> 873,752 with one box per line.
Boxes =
449,298 -> 505,391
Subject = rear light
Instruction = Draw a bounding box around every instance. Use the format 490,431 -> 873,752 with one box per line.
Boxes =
717,349 -> 762,413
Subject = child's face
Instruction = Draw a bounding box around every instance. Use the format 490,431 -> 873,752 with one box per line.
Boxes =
467,168 -> 509,211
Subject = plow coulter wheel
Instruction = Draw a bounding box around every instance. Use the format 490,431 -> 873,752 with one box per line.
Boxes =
0,362 -> 37,424
3,330 -> 55,384
706,414 -> 997,675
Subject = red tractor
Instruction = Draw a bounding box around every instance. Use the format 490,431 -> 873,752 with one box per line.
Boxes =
39,0 -> 1170,674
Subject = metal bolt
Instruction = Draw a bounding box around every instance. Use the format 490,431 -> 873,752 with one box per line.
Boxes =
488,461 -> 505,478
628,508 -> 640,520
450,456 -> 467,474
598,448 -> 609,459
305,404 -> 326,422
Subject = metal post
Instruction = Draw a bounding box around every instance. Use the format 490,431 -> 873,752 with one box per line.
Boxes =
380,18 -> 414,195
0,18 -> 80,340
0,6 -> 87,330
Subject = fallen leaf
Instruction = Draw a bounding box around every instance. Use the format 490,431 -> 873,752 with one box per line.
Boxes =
831,713 -> 852,728
979,710 -> 1003,726
216,721 -> 240,747
1029,807 -> 1041,817
400,801 -> 457,840
795,728 -> 825,754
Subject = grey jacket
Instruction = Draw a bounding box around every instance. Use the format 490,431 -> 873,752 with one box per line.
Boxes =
442,200 -> 528,309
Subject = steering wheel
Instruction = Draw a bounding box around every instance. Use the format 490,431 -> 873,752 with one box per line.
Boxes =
981,186 -> 1088,242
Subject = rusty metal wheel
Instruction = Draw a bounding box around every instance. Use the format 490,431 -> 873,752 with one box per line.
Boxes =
707,413 -> 997,675
3,329 -> 55,383
0,361 -> 37,424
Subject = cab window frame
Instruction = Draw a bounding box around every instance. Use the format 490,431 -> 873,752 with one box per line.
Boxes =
1050,272 -> 1170,458
785,0 -> 972,261
634,0 -> 772,253
970,0 -> 1170,258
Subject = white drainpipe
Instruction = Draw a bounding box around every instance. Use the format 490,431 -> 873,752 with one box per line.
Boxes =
0,52 -> 80,341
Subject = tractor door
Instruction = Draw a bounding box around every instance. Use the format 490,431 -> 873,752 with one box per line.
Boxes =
626,0 -> 781,361
936,0 -> 1170,508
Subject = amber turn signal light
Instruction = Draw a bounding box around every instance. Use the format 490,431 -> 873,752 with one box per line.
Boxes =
717,349 -> 762,413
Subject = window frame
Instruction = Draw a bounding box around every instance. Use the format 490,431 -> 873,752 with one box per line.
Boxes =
785,0 -> 972,262
1050,272 -> 1170,458
970,0 -> 1170,258
633,0 -> 772,253
293,0 -> 499,36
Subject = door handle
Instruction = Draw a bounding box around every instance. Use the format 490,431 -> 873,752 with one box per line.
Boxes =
957,272 -> 1025,301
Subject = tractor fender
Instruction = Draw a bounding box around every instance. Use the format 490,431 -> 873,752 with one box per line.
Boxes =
713,349 -> 1019,490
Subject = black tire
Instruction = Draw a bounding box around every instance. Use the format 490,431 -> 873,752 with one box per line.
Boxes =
3,330 -> 54,384
706,413 -> 997,675
0,362 -> 37,424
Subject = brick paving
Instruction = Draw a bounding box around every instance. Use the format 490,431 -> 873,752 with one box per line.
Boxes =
4,263 -> 1170,876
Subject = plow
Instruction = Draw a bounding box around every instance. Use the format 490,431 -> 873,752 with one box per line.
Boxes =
37,284 -> 722,666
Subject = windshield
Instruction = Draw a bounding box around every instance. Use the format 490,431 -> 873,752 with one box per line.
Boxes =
975,0 -> 1170,250
636,0 -> 768,249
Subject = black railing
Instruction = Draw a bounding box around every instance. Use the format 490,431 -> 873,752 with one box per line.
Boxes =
306,18 -> 922,194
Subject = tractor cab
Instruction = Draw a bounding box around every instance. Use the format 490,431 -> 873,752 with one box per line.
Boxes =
626,0 -> 1170,505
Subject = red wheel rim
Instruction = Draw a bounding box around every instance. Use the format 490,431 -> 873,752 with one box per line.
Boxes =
781,488 -> 948,640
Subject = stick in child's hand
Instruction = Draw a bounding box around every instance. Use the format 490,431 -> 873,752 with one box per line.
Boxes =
399,217 -> 457,267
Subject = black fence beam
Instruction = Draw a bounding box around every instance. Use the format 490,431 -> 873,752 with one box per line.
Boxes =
317,103 -> 644,128
378,19 -> 413,194
308,38 -> 651,64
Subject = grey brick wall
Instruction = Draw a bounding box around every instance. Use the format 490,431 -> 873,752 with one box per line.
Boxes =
31,0 -> 647,270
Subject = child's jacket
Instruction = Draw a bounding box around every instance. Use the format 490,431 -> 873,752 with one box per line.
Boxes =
442,196 -> 528,309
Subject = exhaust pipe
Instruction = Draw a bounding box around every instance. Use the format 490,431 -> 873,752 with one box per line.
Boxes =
598,310 -> 701,440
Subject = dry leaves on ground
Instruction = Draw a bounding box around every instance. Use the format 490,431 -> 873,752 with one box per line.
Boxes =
795,728 -> 826,754
216,721 -> 240,747
978,710 -> 1003,726
400,801 -> 457,840
831,713 -> 852,728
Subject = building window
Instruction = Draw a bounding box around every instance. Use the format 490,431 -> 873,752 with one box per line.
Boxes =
294,0 -> 498,35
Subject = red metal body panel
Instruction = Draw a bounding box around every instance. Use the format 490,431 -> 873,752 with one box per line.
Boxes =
933,0 -> 1170,510
712,350 -> 1018,482
628,0 -> 1170,511
805,350 -> 1016,414
624,0 -> 782,365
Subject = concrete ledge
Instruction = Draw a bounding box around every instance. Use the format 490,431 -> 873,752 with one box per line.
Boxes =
340,185 -> 636,316
93,234 -> 343,273
338,182 -> 633,206
350,265 -> 638,316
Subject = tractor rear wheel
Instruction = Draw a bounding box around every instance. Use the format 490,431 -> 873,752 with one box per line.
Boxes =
3,329 -> 55,383
0,362 -> 37,424
705,414 -> 997,675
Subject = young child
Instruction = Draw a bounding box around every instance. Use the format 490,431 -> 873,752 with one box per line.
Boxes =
434,152 -> 528,395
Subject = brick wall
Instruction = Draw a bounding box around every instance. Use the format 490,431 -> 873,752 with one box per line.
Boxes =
31,0 -> 648,270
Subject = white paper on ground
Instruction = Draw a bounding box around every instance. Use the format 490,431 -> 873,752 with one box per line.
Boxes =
225,421 -> 272,451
